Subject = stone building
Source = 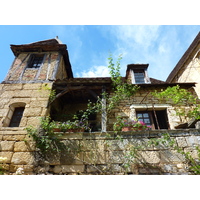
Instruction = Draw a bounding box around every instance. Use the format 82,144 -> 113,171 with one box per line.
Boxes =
0,33 -> 200,175
167,32 -> 200,97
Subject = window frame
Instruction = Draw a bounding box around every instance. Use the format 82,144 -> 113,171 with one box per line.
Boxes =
136,109 -> 169,130
2,102 -> 26,127
27,54 -> 44,69
133,70 -> 146,84
9,107 -> 25,127
131,69 -> 151,84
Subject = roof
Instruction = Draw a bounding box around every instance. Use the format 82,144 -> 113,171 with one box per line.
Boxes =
10,37 -> 66,56
10,37 -> 73,78
166,32 -> 200,83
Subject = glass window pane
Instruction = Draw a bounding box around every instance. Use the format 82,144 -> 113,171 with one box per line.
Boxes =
137,113 -> 143,118
143,113 -> 149,118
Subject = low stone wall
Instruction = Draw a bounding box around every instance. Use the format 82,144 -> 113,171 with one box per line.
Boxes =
0,128 -> 200,175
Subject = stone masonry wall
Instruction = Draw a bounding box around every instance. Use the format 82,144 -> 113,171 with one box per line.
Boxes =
0,82 -> 52,128
106,86 -> 187,131
1,129 -> 200,175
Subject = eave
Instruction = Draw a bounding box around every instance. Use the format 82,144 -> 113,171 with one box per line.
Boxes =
166,32 -> 200,83
10,42 -> 73,79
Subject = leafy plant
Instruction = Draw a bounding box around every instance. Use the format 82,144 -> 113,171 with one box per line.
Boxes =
148,133 -> 200,175
152,85 -> 200,121
26,117 -> 65,154
106,54 -> 140,113
55,120 -> 89,132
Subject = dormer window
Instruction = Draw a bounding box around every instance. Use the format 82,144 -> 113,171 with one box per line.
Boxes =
126,64 -> 151,84
134,70 -> 145,84
27,54 -> 44,68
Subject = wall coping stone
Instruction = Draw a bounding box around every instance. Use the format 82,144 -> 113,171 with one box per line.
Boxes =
58,129 -> 200,140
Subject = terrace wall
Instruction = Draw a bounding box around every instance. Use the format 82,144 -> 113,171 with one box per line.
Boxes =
1,128 -> 200,175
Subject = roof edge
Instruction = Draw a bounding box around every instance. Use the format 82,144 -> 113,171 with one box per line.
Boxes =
166,31 -> 200,83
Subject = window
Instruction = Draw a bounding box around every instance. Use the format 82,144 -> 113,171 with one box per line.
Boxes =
9,107 -> 25,127
136,110 -> 169,129
27,54 -> 44,68
134,70 -> 145,84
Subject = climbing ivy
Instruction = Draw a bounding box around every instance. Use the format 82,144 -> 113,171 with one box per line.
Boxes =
152,85 -> 200,121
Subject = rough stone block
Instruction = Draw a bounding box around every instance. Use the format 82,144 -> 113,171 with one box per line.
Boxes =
160,150 -> 185,163
176,137 -> 188,148
53,165 -> 62,174
23,83 -> 42,90
61,165 -> 85,173
184,147 -> 199,159
0,99 -> 10,109
23,107 -> 42,117
4,84 -> 23,91
26,117 -> 40,126
9,98 -> 31,105
0,152 -> 13,163
162,164 -> 173,172
186,136 -> 199,147
29,100 -> 48,108
20,117 -> 28,127
22,165 -> 34,172
11,152 -> 35,165
0,141 -> 15,151
107,150 -> 125,164
42,152 -> 60,165
60,151 -> 83,165
0,109 -> 8,117
9,164 -> 24,173
105,139 -> 129,151
2,135 -> 25,141
80,140 -> 105,151
14,141 -> 36,152
84,150 -> 106,164
140,151 -> 160,164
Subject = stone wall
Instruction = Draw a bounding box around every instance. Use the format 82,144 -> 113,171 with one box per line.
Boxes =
1,128 -> 200,175
106,86 -> 187,131
0,83 -> 51,128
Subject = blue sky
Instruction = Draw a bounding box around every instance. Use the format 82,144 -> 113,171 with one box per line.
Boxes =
0,25 -> 199,82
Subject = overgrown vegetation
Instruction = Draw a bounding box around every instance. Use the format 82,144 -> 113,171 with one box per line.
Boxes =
152,85 -> 200,122
26,117 -> 65,154
25,54 -> 200,175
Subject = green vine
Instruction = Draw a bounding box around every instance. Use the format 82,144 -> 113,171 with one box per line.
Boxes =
26,117 -> 65,154
152,85 -> 200,121
148,133 -> 200,175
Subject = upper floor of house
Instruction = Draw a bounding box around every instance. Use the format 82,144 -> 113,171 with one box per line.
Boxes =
2,37 -> 73,84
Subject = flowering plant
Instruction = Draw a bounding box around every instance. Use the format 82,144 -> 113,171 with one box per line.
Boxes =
114,117 -> 151,131
55,120 -> 89,132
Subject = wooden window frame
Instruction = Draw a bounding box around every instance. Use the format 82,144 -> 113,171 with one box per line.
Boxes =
134,70 -> 145,84
9,107 -> 25,127
136,109 -> 169,130
27,54 -> 44,69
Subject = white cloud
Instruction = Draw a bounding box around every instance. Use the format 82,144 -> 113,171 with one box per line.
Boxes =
77,65 -> 110,78
111,25 -> 160,49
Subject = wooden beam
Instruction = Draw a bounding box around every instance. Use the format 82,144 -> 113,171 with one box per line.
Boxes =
101,86 -> 107,132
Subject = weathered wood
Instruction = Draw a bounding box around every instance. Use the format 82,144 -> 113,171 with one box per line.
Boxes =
34,54 -> 47,81
46,53 -> 51,81
101,86 -> 107,132
51,53 -> 61,80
